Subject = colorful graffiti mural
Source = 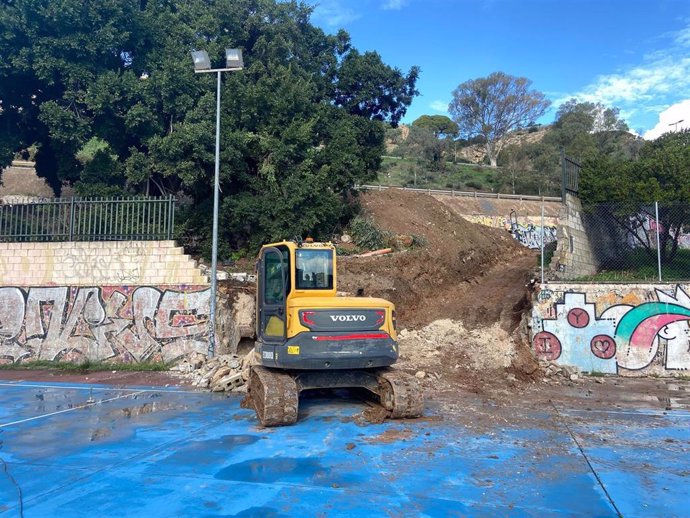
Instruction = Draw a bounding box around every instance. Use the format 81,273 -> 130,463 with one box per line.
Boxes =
533,285 -> 690,374
0,286 -> 210,364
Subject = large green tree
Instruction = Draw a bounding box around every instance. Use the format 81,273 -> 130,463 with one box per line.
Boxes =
580,129 -> 690,262
449,72 -> 550,167
0,0 -> 418,251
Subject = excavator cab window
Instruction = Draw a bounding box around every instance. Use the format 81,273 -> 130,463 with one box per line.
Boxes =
259,247 -> 287,342
295,249 -> 333,290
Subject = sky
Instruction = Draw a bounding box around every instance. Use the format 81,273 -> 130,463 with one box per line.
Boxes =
308,0 -> 690,139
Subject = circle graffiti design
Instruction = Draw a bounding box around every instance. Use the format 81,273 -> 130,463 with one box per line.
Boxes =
533,331 -> 562,361
590,334 -> 616,360
567,308 -> 590,328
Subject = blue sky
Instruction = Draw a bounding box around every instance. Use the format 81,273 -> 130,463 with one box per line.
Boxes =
308,0 -> 690,139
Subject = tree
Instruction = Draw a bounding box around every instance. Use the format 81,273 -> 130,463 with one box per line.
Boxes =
449,72 -> 550,167
401,125 -> 447,172
411,115 -> 458,138
580,129 -> 690,263
0,0 -> 419,252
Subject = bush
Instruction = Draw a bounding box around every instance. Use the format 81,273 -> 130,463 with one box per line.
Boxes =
349,215 -> 389,250
466,180 -> 484,190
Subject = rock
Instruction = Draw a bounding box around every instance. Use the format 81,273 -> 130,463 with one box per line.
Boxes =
212,366 -> 232,384
341,234 -> 352,243
213,372 -> 244,392
595,377 -> 606,384
569,374 -> 579,381
415,371 -> 426,379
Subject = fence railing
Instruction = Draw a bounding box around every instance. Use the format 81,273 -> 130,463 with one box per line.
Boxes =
0,195 -> 176,242
561,151 -> 581,197
357,184 -> 562,202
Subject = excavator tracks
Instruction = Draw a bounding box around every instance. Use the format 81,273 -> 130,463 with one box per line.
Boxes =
376,368 -> 424,419
244,366 -> 423,426
246,366 -> 299,426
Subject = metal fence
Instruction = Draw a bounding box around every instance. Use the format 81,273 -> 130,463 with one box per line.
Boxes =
561,151 -> 581,197
538,201 -> 690,282
0,195 -> 176,242
357,184 -> 562,202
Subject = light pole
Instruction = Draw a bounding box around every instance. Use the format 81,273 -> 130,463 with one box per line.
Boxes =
669,119 -> 684,132
191,48 -> 244,357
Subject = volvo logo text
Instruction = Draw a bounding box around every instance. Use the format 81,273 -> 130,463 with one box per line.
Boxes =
330,315 -> 366,322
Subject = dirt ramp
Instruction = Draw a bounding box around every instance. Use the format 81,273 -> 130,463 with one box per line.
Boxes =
339,189 -> 536,330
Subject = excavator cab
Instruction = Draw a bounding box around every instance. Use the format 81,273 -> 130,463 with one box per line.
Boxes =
246,239 -> 423,426
254,240 -> 399,370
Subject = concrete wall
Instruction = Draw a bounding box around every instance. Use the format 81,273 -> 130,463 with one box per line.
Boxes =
0,240 -> 207,285
0,240 -> 218,363
437,196 -> 560,249
0,285 -> 210,364
532,282 -> 690,376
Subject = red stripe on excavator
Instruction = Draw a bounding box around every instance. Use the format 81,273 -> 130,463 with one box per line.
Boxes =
313,333 -> 389,341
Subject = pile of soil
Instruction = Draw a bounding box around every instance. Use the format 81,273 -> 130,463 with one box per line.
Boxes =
338,189 -> 541,388
339,189 -> 536,330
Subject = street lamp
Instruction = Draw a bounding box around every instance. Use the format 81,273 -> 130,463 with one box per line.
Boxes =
669,119 -> 684,132
191,48 -> 244,358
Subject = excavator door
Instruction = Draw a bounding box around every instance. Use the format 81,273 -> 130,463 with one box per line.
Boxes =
257,247 -> 287,345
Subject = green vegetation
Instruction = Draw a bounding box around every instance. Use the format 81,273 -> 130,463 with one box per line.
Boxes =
576,249 -> 690,282
0,360 -> 171,372
0,0 -> 418,254
377,157 -> 500,191
580,129 -> 690,267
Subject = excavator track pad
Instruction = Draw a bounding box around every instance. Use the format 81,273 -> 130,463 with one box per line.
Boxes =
244,365 -> 423,426
376,368 -> 424,419
243,366 -> 299,426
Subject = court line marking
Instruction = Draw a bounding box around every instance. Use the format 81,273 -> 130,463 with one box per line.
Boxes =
0,390 -> 146,429
0,381 -> 198,394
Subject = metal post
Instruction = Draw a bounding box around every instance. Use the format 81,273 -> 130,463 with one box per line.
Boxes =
541,205 -> 545,284
208,70 -> 222,358
560,148 -> 566,200
655,201 -> 662,281
69,198 -> 75,241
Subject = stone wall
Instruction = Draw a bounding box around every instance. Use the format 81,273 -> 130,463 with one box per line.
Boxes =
548,193 -> 598,279
0,240 -> 207,286
532,282 -> 690,376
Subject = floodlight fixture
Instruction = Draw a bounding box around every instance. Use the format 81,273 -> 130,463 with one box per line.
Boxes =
225,48 -> 243,69
191,50 -> 211,72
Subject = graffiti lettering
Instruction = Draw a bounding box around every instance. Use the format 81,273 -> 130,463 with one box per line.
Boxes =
0,286 -> 209,364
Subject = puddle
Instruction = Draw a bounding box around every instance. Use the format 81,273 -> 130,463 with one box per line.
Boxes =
215,457 -> 333,485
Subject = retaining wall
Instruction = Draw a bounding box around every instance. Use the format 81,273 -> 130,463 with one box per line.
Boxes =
532,282 -> 690,376
0,284 -> 210,364
0,240 -> 207,285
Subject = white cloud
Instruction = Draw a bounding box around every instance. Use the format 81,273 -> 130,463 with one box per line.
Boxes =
430,100 -> 449,113
643,99 -> 690,140
382,0 -> 408,9
554,22 -> 690,133
311,0 -> 360,27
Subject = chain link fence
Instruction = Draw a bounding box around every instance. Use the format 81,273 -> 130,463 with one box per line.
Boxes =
540,200 -> 690,282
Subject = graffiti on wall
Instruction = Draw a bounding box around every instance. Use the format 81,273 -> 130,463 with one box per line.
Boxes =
510,223 -> 558,249
533,285 -> 690,373
0,286 -> 210,363
464,212 -> 558,249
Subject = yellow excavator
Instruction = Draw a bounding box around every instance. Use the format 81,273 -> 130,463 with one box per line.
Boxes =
244,238 -> 423,426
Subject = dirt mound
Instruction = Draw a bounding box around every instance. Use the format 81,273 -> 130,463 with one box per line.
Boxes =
339,189 -> 535,330
338,189 -> 541,387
